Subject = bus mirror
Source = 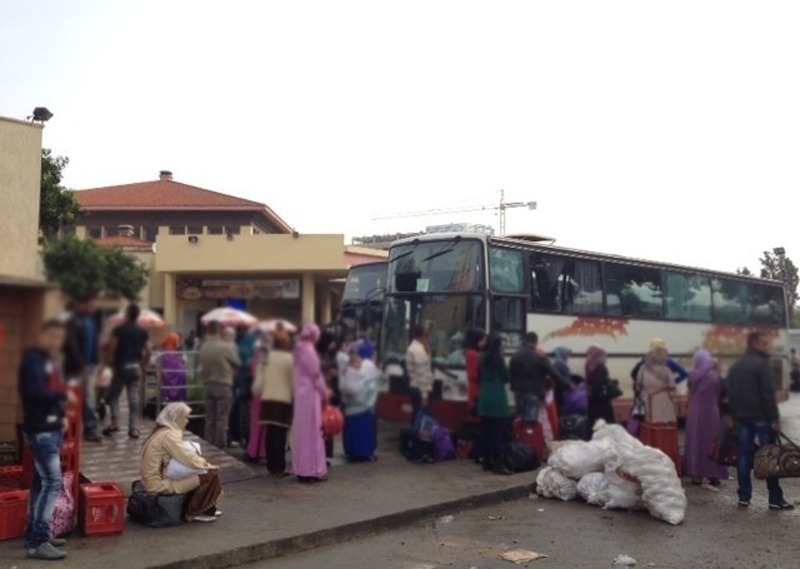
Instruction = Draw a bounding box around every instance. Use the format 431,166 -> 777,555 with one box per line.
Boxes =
395,272 -> 420,293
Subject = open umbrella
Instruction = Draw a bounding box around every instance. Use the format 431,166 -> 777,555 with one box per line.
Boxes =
201,307 -> 258,328
107,308 -> 165,329
251,319 -> 299,336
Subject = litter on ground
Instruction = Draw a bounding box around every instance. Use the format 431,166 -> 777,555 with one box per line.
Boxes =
501,549 -> 548,564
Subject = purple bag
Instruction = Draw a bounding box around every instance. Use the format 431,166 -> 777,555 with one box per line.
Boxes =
562,385 -> 589,416
432,426 -> 456,462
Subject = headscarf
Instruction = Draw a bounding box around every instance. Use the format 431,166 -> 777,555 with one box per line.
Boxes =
161,332 -> 181,352
299,323 -> 321,345
155,402 -> 191,430
692,349 -> 714,376
644,346 -> 671,384
554,347 -> 572,364
585,345 -> 606,376
650,338 -> 667,351
357,341 -> 375,360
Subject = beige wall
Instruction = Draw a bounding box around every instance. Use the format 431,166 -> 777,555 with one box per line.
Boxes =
0,118 -> 44,281
155,233 -> 346,273
130,250 -> 164,309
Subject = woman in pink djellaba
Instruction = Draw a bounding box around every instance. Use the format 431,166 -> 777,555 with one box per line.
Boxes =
292,324 -> 332,483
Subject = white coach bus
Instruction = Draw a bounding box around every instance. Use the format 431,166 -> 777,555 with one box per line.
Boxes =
377,233 -> 789,428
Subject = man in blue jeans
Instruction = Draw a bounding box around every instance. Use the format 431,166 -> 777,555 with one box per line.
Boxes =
18,320 -> 77,560
727,331 -> 793,510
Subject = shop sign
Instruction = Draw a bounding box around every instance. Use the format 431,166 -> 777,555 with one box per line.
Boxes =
177,278 -> 300,300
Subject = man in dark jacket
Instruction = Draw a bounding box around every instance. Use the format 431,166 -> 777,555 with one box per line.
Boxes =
727,332 -> 793,510
19,320 -> 77,560
509,332 -> 570,423
63,298 -> 102,442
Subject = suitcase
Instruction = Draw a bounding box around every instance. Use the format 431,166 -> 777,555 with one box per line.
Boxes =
560,415 -> 591,441
513,418 -> 546,461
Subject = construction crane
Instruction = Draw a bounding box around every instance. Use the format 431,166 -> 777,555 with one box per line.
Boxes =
373,190 -> 537,235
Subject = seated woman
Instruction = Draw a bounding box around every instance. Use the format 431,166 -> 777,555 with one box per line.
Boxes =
141,403 -> 222,523
341,342 -> 380,462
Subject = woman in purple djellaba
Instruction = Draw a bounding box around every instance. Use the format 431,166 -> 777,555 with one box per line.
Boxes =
684,349 -> 729,488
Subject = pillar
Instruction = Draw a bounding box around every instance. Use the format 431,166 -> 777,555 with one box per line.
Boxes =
320,282 -> 332,324
164,273 -> 177,326
302,272 -> 315,324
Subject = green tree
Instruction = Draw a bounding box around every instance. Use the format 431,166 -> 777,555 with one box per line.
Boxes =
758,251 -> 799,319
43,236 -> 149,301
736,267 -> 753,276
102,246 -> 150,301
39,149 -> 81,241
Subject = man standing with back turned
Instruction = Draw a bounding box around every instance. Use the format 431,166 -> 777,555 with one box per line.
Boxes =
19,321 -> 77,560
200,321 -> 241,448
509,332 -> 569,424
727,332 -> 793,510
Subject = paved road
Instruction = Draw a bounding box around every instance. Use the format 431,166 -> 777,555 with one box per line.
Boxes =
249,479 -> 800,569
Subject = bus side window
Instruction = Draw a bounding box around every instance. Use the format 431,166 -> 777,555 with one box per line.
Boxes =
530,254 -> 564,312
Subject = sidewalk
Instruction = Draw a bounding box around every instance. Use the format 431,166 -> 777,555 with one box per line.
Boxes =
5,394 -> 800,569
0,426 -> 530,569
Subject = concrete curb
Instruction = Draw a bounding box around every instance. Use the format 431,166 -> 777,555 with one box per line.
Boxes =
151,482 -> 533,569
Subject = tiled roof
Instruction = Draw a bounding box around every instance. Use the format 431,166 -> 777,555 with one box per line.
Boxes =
95,235 -> 153,250
75,177 -> 293,233
76,179 -> 265,210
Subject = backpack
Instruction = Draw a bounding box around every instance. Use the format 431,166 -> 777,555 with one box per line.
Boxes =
432,426 -> 456,462
126,481 -> 186,527
503,441 -> 538,473
414,409 -> 438,442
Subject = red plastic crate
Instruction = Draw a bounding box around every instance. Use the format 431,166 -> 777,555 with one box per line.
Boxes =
79,483 -> 125,536
0,466 -> 23,490
0,489 -> 29,541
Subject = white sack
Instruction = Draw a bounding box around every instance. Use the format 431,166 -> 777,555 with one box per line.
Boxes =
577,472 -> 609,507
604,461 -> 645,511
591,420 -> 642,450
617,444 -> 687,525
535,467 -> 578,501
166,440 -> 207,480
548,439 -> 612,480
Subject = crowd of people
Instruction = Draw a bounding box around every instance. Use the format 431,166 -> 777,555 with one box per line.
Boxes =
404,325 -> 795,514
16,300 -> 794,559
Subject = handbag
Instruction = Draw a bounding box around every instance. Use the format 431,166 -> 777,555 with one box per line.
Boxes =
626,393 -> 646,437
707,428 -> 739,467
754,433 -> 800,479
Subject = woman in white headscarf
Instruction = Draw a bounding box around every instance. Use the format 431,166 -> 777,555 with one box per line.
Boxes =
141,403 -> 223,523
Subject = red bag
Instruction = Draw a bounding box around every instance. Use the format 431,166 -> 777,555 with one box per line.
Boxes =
322,406 -> 344,438
640,422 -> 681,475
513,418 -> 546,461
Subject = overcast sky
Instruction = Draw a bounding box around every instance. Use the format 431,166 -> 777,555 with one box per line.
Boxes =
2,1 -> 798,274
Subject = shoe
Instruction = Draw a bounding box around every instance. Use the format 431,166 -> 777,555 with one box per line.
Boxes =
769,500 -> 795,511
269,471 -> 290,478
192,515 -> 217,523
129,429 -> 141,439
738,499 -> 751,507
493,465 -> 515,476
84,433 -> 103,443
49,537 -> 67,547
102,425 -> 120,438
27,542 -> 67,560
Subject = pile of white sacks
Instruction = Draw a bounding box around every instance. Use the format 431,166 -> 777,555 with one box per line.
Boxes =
535,420 -> 687,525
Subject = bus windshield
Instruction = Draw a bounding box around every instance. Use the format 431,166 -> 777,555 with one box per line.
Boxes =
388,239 -> 484,293
381,294 -> 487,368
342,263 -> 387,303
